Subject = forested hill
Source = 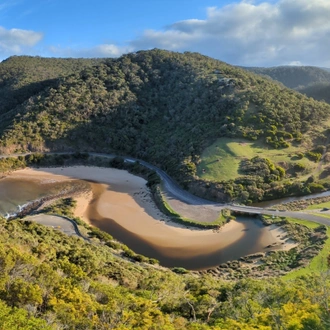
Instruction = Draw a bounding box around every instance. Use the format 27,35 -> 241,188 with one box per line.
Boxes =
297,82 -> 330,104
0,56 -> 103,126
1,49 -> 330,201
244,65 -> 330,89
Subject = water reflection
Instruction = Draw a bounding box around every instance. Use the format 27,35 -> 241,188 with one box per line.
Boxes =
0,178 -> 46,215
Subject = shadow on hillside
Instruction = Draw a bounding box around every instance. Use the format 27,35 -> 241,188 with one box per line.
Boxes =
0,78 -> 59,132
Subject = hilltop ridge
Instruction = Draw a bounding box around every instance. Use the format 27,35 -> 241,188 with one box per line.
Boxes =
1,49 -> 330,202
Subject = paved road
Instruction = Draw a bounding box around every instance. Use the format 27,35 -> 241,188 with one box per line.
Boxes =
3,151 -> 330,227
24,214 -> 78,236
228,205 -> 330,226
91,152 -> 215,205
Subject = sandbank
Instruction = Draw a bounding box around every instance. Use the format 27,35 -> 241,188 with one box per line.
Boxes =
8,166 -> 293,261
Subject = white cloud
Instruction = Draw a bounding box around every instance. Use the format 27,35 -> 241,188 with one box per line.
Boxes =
289,61 -> 303,66
45,0 -> 330,67
129,0 -> 330,67
0,26 -> 43,56
48,44 -> 132,58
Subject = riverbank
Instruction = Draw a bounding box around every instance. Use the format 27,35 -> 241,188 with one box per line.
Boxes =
5,166 -> 295,269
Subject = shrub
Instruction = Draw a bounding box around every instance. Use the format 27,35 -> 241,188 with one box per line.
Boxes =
109,156 -> 125,168
305,151 -> 322,162
307,183 -> 325,193
293,163 -> 306,172
172,267 -> 188,274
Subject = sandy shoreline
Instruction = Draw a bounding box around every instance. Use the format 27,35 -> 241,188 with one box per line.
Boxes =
7,166 -> 296,261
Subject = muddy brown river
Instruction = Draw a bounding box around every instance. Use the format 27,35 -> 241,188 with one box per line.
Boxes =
0,168 -> 293,270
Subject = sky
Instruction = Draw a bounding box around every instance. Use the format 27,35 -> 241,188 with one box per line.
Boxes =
0,0 -> 329,67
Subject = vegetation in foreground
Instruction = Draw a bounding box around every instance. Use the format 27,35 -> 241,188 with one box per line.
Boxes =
0,154 -> 329,328
0,216 -> 330,329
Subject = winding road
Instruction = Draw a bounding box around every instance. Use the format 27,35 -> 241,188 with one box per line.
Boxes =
3,152 -> 330,230
92,153 -> 330,227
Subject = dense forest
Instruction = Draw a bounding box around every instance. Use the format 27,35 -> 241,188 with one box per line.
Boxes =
1,50 -> 330,202
0,56 -> 103,131
245,65 -> 330,105
244,65 -> 330,90
297,82 -> 330,104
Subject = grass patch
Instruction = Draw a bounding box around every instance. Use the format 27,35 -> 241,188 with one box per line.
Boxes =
283,218 -> 330,280
284,216 -> 321,229
197,137 -> 316,181
307,202 -> 330,210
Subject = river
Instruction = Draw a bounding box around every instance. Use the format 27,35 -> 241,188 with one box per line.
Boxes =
0,169 -> 292,270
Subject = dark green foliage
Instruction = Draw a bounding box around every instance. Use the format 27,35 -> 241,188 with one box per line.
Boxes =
296,152 -> 304,159
294,162 -> 307,172
172,267 -> 189,274
307,183 -> 326,193
1,50 -> 330,203
298,82 -> 330,104
147,170 -> 161,187
109,156 -> 125,169
240,156 -> 285,182
245,65 -> 330,89
245,66 -> 330,105
0,206 -> 329,328
43,198 -> 77,217
72,151 -> 90,160
0,56 -> 103,124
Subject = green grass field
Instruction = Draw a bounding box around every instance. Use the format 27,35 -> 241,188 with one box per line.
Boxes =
197,137 -> 316,181
307,202 -> 330,210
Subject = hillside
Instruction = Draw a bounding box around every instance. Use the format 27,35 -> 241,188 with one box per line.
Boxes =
0,215 -> 329,329
297,82 -> 330,104
244,65 -> 330,89
0,56 -> 103,130
1,50 -> 330,202
244,65 -> 330,105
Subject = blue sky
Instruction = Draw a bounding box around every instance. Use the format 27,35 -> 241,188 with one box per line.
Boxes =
0,0 -> 329,67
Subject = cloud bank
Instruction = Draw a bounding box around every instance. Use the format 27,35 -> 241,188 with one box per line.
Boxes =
126,0 -> 330,66
48,44 -> 132,58
69,0 -> 328,67
0,26 -> 43,57
3,0 -> 330,67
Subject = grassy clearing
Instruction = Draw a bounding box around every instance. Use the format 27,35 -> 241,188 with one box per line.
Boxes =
197,137 -> 316,181
284,216 -> 321,229
307,202 -> 330,210
283,217 -> 330,280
